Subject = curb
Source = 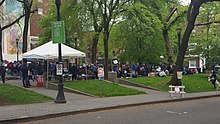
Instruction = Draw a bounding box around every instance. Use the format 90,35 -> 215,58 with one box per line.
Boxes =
117,78 -> 162,91
48,82 -> 98,98
1,94 -> 220,124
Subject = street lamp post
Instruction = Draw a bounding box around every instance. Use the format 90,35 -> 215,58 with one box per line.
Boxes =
55,0 -> 66,103
74,32 -> 77,49
16,38 -> 19,61
160,55 -> 164,64
111,51 -> 116,72
176,26 -> 182,54
74,32 -> 78,64
176,26 -> 182,86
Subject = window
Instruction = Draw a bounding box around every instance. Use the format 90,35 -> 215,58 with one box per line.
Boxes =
38,8 -> 43,15
189,60 -> 196,68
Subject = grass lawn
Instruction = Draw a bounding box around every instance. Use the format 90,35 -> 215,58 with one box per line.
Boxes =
127,74 -> 217,93
0,84 -> 53,106
64,80 -> 146,97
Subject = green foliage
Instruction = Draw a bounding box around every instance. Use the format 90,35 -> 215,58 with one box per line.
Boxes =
115,2 -> 164,64
39,0 -> 86,50
38,1 -> 56,45
188,2 -> 220,67
64,80 -> 145,97
128,74 -> 217,93
0,84 -> 53,106
38,12 -> 55,45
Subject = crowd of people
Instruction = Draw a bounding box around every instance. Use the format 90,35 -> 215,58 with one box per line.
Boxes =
0,60 -> 45,87
0,59 -> 219,89
0,60 -> 201,83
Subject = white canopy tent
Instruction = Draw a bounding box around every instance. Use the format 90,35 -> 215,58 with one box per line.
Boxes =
22,41 -> 86,59
22,41 -> 86,88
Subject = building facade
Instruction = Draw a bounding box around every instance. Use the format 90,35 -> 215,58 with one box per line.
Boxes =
1,0 -> 49,61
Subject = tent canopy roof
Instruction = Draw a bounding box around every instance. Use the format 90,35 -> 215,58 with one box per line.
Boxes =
22,41 -> 86,59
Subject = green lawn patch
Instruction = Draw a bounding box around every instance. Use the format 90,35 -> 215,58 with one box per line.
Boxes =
0,84 -> 53,106
127,74 -> 217,93
64,80 -> 145,97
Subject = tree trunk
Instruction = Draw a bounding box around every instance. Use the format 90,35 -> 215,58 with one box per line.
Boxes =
169,1 -> 203,85
162,29 -> 173,65
0,26 -> 2,62
103,26 -> 109,80
22,7 -> 30,53
91,33 -> 100,63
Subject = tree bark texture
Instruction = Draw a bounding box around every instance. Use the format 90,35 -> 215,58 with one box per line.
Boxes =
162,29 -> 173,65
22,4 -> 31,53
103,25 -> 109,80
91,33 -> 100,63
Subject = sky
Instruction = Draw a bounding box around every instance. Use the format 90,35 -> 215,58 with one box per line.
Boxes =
181,0 -> 191,5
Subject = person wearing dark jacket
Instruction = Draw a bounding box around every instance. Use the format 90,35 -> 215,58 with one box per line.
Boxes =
21,61 -> 29,88
0,65 -> 6,83
70,64 -> 78,80
210,71 -> 217,88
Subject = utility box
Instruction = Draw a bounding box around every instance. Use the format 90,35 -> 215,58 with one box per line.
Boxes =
108,72 -> 117,82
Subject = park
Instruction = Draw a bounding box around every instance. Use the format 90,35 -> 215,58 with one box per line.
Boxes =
0,0 -> 220,123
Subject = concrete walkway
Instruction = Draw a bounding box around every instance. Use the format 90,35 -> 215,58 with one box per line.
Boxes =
1,79 -> 220,123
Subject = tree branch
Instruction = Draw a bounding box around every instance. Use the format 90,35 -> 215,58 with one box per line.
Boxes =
2,9 -> 37,30
166,10 -> 187,30
195,20 -> 220,26
17,0 -> 25,3
0,0 -> 5,6
164,7 -> 177,23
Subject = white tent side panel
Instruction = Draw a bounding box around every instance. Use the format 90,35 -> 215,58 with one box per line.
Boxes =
22,41 -> 86,59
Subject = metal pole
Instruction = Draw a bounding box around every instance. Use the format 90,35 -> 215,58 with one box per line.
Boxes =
100,80 -> 102,98
178,33 -> 181,86
16,40 -> 18,61
55,0 -> 66,103
75,37 -> 77,49
178,34 -> 181,54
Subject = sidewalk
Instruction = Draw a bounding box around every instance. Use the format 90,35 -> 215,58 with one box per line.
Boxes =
1,79 -> 220,123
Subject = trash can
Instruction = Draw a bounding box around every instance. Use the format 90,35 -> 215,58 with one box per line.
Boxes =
36,75 -> 44,87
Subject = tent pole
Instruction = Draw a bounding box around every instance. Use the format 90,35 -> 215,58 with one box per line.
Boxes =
46,59 -> 49,88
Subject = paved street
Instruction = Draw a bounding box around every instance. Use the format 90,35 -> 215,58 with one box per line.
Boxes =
1,79 -> 220,124
27,97 -> 220,124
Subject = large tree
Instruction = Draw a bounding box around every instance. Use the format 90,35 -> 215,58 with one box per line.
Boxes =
17,0 -> 34,53
170,0 -> 220,85
95,0 -> 130,79
80,0 -> 103,64
139,0 -> 187,65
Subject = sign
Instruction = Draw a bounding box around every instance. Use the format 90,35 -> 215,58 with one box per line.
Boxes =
56,64 -> 63,75
177,71 -> 182,79
175,86 -> 180,93
98,67 -> 104,80
51,21 -> 65,44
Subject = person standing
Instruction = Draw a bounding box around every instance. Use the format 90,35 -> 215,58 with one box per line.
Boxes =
21,61 -> 29,88
210,71 -> 217,89
70,64 -> 78,81
0,64 -> 6,84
